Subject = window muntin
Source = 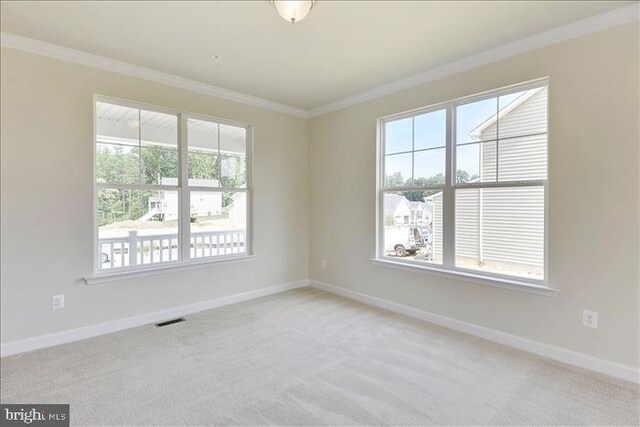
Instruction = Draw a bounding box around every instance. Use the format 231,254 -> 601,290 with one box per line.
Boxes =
95,98 -> 251,273
379,80 -> 548,283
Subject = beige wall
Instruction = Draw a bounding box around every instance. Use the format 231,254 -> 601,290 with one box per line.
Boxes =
1,23 -> 638,370
0,48 -> 309,343
309,23 -> 640,368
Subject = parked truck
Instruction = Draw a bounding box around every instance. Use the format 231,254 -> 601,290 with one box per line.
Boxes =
384,226 -> 429,257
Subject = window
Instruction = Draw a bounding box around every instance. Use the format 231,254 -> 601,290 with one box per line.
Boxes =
94,98 -> 251,273
378,80 -> 547,283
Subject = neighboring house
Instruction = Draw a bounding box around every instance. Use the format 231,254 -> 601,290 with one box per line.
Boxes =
409,201 -> 433,225
144,177 -> 222,221
384,193 -> 412,225
432,87 -> 547,269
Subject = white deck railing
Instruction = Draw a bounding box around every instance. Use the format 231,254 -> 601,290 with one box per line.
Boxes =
99,230 -> 246,269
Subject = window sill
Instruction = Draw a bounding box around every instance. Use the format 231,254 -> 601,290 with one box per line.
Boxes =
369,257 -> 559,297
85,255 -> 258,285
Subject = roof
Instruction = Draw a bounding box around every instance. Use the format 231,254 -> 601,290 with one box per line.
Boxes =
468,87 -> 543,140
384,194 -> 410,213
409,201 -> 425,209
96,102 -> 246,154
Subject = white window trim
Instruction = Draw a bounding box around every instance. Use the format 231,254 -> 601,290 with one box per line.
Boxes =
85,255 -> 258,285
369,258 -> 558,297
87,95 -> 253,283
375,78 -> 556,296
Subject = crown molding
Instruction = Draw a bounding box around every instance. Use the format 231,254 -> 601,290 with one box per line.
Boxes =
1,4 -> 638,120
0,32 -> 310,119
308,4 -> 640,117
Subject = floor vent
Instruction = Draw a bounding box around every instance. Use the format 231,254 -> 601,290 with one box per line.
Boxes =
155,318 -> 185,328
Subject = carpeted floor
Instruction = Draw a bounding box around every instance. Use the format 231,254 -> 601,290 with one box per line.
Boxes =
1,287 -> 638,426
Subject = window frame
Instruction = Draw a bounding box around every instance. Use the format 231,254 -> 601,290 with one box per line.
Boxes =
376,78 -> 551,293
91,95 -> 253,279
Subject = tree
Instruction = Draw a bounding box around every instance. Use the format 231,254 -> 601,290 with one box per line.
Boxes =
385,172 -> 405,188
387,171 -> 480,202
402,174 -> 445,201
96,145 -> 139,184
141,147 -> 178,184
456,169 -> 479,184
188,151 -> 218,181
96,146 -> 172,225
96,144 -> 247,225
220,155 -> 246,208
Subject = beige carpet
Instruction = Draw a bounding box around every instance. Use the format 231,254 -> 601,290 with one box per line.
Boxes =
1,287 -> 638,426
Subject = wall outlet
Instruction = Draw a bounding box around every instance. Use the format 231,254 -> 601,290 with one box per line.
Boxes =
321,258 -> 327,271
582,309 -> 598,328
52,294 -> 65,310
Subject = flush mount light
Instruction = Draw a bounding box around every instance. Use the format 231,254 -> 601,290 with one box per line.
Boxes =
272,0 -> 315,24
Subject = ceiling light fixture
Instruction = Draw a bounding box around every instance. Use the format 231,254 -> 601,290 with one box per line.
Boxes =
272,1 -> 315,24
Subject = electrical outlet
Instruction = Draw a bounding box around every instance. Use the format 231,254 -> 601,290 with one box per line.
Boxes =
582,309 -> 598,328
321,258 -> 327,270
52,294 -> 65,310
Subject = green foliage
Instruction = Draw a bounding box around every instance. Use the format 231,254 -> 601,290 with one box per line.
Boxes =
456,170 -> 479,184
96,144 -> 246,226
403,174 -> 445,201
219,156 -> 246,189
188,151 -> 218,181
385,172 -> 405,188
384,170 -> 479,202
142,147 -> 178,184
97,188 -> 155,226
96,145 -> 139,184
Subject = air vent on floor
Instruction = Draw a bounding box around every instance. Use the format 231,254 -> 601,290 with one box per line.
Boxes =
155,318 -> 185,328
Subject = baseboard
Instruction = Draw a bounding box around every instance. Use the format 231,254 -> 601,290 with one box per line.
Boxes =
4,278 -> 637,384
310,279 -> 640,384
0,279 -> 308,358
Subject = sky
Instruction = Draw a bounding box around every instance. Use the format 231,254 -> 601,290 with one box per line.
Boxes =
384,91 -> 524,186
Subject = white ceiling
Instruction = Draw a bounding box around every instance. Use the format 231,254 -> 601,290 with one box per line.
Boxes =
0,1 -> 635,111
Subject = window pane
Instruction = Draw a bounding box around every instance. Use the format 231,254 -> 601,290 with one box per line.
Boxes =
96,102 -> 141,184
385,117 -> 412,154
456,97 -> 497,144
220,124 -> 247,188
98,188 -> 179,270
456,141 -> 497,183
96,143 -> 140,184
190,191 -> 247,258
413,148 -> 445,186
141,110 -> 178,185
385,152 -> 412,187
189,152 -> 219,186
220,155 -> 246,188
141,110 -> 177,146
141,147 -> 178,185
96,102 -> 140,145
383,191 -> 442,264
498,86 -> 547,139
455,187 -> 544,279
414,109 -> 445,150
498,134 -> 547,181
220,124 -> 246,155
188,118 -> 219,187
